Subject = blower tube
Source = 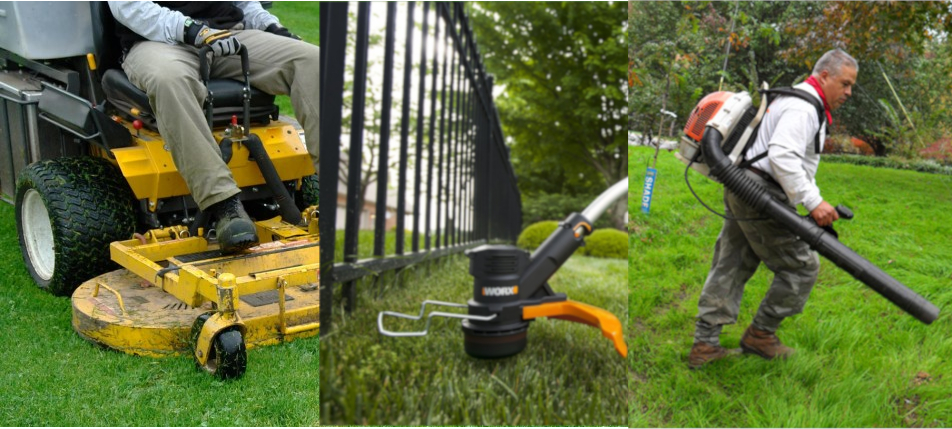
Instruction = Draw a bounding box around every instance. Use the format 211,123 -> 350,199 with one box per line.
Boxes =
700,128 -> 939,324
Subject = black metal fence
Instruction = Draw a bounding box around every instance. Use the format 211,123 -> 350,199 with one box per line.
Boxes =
319,2 -> 522,333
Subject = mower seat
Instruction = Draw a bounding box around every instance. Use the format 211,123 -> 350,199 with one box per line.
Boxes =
101,69 -> 278,130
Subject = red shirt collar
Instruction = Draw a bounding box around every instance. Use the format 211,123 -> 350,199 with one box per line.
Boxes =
805,75 -> 833,126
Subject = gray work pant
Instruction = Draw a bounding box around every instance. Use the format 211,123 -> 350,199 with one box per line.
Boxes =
122,30 -> 320,210
694,170 -> 820,345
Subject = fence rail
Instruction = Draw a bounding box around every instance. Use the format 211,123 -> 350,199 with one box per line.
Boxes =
319,2 -> 522,333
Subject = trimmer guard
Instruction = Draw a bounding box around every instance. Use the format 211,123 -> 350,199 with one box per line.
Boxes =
523,300 -> 627,358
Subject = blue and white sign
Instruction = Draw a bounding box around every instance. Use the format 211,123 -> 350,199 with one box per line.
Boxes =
641,168 -> 657,215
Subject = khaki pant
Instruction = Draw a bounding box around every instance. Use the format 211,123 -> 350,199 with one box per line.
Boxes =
122,30 -> 319,209
693,170 -> 820,345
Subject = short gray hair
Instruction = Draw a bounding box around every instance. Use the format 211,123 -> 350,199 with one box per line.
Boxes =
812,49 -> 859,77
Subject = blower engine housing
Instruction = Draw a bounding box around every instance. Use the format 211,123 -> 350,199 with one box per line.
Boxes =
675,86 -> 768,179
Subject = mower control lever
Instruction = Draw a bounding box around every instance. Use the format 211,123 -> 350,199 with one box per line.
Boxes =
378,300 -> 497,337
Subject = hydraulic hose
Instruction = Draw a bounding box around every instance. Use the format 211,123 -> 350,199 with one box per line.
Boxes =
701,128 -> 939,324
244,134 -> 303,225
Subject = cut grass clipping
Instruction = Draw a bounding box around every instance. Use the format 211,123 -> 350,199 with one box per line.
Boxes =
320,252 -> 627,426
629,146 -> 952,427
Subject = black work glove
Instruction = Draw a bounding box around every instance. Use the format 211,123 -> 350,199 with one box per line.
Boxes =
265,23 -> 302,40
186,22 -> 242,57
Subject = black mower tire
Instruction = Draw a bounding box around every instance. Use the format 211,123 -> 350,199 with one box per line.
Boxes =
208,328 -> 247,380
15,157 -> 136,296
295,174 -> 319,212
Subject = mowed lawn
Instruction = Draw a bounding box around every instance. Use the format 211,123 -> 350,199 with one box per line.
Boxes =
0,3 -> 320,425
629,146 -> 952,427
0,202 -> 319,425
320,252 -> 628,426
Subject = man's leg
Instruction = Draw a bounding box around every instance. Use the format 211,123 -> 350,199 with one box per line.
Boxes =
730,172 -> 820,358
746,227 -> 819,332
123,42 -> 257,252
694,193 -> 762,345
122,42 -> 241,209
689,192 -> 761,368
213,30 -> 320,172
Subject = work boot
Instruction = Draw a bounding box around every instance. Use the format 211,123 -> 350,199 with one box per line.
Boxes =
740,326 -> 795,360
209,196 -> 259,253
688,342 -> 739,369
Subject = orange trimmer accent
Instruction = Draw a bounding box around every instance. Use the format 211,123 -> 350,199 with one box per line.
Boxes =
523,300 -> 627,358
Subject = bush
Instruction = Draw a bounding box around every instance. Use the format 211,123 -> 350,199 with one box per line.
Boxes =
823,154 -> 952,175
583,229 -> 627,259
517,221 -> 559,250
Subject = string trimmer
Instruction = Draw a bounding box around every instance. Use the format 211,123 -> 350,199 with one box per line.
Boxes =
378,178 -> 629,359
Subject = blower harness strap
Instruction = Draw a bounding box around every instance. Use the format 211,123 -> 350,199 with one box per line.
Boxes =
739,87 -> 828,169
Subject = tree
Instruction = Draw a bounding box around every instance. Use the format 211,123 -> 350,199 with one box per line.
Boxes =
780,1 -> 952,156
471,2 -> 628,229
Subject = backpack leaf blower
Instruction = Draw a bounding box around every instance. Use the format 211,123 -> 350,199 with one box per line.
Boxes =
378,178 -> 629,359
679,85 -> 939,324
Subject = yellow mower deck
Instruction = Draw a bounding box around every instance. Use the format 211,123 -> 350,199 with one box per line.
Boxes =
70,212 -> 319,375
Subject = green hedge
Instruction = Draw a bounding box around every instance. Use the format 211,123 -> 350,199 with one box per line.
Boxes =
517,221 -> 559,250
582,229 -> 627,259
823,154 -> 952,175
518,221 -> 627,259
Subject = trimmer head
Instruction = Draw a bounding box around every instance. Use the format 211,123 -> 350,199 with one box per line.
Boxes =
461,245 -> 534,358
462,324 -> 529,359
379,178 -> 632,360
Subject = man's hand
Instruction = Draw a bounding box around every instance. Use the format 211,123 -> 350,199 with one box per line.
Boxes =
186,23 -> 242,57
810,201 -> 839,227
265,23 -> 302,40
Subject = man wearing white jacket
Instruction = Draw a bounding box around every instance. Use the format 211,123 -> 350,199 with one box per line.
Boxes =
107,2 -> 319,253
689,49 -> 858,368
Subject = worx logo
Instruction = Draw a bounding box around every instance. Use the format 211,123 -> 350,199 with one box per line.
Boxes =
482,286 -> 518,297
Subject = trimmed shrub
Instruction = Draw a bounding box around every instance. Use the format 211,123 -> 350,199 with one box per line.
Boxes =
517,221 -> 559,250
823,154 -> 952,175
583,229 -> 627,259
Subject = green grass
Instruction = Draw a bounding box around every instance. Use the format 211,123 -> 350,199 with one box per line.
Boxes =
333,230 -> 430,263
320,253 -> 627,426
628,146 -> 952,427
270,1 -> 320,118
0,203 -> 319,425
0,4 -> 320,425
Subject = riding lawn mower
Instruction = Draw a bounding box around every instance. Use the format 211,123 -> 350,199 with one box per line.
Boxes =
0,2 -> 319,379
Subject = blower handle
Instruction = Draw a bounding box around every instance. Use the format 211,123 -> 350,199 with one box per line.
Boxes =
836,204 -> 854,220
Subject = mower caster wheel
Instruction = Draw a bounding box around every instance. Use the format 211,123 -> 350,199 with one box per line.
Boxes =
190,313 -> 247,379
206,328 -> 247,380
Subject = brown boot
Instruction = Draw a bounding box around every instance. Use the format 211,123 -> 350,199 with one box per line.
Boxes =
740,326 -> 795,360
688,342 -> 739,369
